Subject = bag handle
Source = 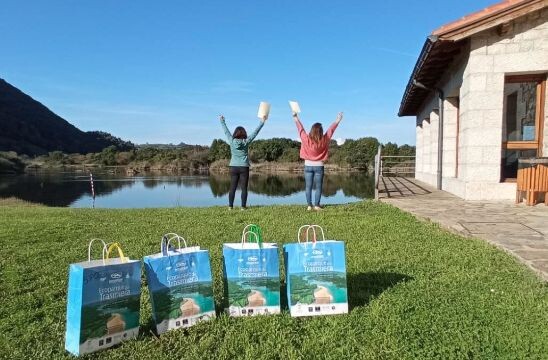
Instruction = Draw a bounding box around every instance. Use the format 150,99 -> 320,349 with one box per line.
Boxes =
241,224 -> 263,247
297,225 -> 313,243
160,233 -> 188,255
307,225 -> 325,242
88,239 -> 108,264
166,235 -> 187,256
105,242 -> 129,263
241,231 -> 260,247
161,233 -> 178,253
297,225 -> 326,243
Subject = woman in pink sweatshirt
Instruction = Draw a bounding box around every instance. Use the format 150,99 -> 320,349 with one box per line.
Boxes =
293,112 -> 343,210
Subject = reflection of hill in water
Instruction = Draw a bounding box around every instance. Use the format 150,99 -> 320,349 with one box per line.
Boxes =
0,172 -> 133,206
0,171 -> 373,206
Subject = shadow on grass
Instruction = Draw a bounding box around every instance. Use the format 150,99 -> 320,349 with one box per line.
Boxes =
347,272 -> 413,309
280,272 -> 412,311
140,272 -> 413,332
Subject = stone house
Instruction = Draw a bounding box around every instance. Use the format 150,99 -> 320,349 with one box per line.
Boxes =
398,0 -> 548,200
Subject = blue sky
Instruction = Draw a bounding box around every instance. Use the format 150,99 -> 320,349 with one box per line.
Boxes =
0,0 -> 495,146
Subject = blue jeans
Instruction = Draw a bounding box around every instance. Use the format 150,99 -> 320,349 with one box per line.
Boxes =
304,166 -> 324,206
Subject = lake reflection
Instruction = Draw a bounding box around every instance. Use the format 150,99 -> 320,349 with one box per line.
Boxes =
0,171 -> 373,208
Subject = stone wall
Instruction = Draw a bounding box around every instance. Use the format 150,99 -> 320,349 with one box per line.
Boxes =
443,97 -> 459,178
414,8 -> 548,200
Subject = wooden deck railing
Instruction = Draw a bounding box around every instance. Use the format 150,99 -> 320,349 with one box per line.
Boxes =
374,145 -> 416,200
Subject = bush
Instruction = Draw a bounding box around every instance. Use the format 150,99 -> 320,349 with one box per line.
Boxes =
208,139 -> 231,163
0,152 -> 26,173
279,147 -> 301,163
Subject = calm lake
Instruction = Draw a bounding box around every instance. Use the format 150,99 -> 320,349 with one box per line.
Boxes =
0,170 -> 374,208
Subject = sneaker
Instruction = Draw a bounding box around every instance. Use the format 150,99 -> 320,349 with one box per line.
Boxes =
314,206 -> 323,211
307,206 -> 312,211
228,207 -> 233,210
241,207 -> 247,211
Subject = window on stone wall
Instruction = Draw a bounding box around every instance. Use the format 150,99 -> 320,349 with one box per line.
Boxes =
501,74 -> 546,181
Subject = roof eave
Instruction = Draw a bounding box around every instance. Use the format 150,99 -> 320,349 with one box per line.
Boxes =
398,0 -> 548,118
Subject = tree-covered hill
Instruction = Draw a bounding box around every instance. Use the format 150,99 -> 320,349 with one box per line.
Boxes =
0,78 -> 133,155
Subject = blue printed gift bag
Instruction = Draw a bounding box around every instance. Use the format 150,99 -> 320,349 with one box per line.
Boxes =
284,225 -> 348,317
223,224 -> 280,317
143,233 -> 216,335
65,240 -> 141,356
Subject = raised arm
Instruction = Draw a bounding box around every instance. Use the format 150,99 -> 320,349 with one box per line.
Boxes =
293,113 -> 307,142
246,117 -> 266,144
325,112 -> 343,140
219,115 -> 233,142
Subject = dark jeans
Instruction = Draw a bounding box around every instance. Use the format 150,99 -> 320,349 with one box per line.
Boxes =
304,165 -> 324,206
229,166 -> 250,207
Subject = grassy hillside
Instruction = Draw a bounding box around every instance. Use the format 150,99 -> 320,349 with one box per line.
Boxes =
0,202 -> 546,359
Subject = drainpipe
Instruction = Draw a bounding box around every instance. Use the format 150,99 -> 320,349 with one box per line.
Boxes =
436,89 -> 444,190
413,79 -> 445,190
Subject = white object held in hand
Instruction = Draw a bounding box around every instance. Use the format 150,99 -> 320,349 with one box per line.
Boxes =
289,101 -> 301,114
257,101 -> 271,119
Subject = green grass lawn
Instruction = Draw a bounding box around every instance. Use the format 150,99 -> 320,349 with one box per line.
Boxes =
0,201 -> 547,359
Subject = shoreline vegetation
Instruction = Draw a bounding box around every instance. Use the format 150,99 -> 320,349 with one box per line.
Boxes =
0,136 -> 415,175
20,160 -> 361,175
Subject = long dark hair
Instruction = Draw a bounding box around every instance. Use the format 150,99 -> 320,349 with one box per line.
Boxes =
309,123 -> 324,143
233,126 -> 247,139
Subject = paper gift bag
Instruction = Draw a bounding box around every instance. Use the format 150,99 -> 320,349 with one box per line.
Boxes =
284,225 -> 348,317
143,233 -> 216,335
223,224 -> 280,316
65,240 -> 141,356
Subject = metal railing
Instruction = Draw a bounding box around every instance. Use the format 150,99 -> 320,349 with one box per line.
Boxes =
374,146 -> 381,200
374,145 -> 416,200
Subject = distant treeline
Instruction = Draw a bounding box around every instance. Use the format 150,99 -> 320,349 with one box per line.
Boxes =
1,137 -> 414,174
22,137 -> 415,170
209,137 -> 415,169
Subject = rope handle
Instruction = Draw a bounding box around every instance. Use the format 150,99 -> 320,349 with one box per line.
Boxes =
297,225 -> 313,243
161,233 -> 188,255
241,231 -> 259,246
297,225 -> 326,243
307,225 -> 325,242
167,235 -> 187,250
241,224 -> 263,246
105,242 -> 129,263
88,239 -> 108,264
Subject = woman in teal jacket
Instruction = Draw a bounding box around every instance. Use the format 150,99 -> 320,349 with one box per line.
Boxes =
219,114 -> 267,209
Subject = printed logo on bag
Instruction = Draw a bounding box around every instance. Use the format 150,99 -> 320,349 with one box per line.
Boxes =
144,250 -> 216,335
223,243 -> 281,317
175,261 -> 189,271
65,261 -> 141,356
108,271 -> 125,284
285,241 -> 348,317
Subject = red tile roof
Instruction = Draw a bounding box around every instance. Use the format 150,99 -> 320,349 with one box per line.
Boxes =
432,0 -> 538,38
399,0 -> 547,117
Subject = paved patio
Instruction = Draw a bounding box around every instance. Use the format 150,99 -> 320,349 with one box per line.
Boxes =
379,177 -> 548,280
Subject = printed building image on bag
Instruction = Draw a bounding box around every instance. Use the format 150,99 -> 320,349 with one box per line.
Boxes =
284,225 -> 348,317
65,241 -> 141,356
144,234 -> 216,335
223,225 -> 280,317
